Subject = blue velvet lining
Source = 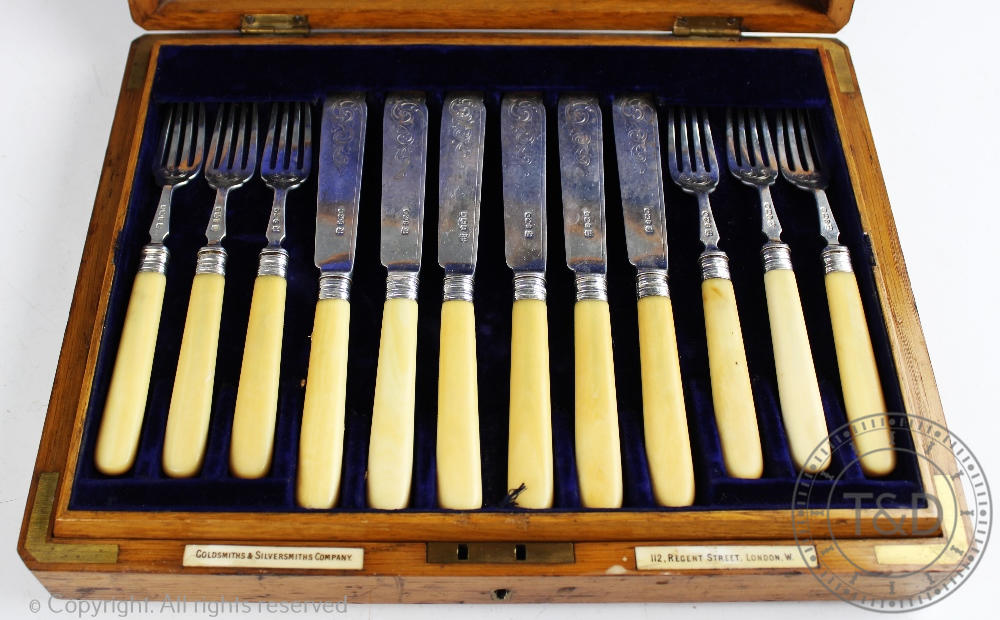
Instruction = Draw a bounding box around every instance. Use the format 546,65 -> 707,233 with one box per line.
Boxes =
71,44 -> 922,512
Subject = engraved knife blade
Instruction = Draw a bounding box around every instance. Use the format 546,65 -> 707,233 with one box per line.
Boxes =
438,93 -> 486,275
380,93 -> 429,273
315,94 -> 367,274
500,93 -> 546,273
612,94 -> 668,272
557,95 -> 607,274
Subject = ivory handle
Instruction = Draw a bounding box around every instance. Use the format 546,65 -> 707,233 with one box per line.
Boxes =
296,298 -> 351,509
436,300 -> 482,509
162,271 -> 225,478
230,274 -> 286,479
573,299 -> 623,508
637,295 -> 695,506
367,298 -> 419,509
95,270 -> 167,475
825,270 -> 895,475
702,277 -> 764,479
507,299 -> 554,509
763,268 -> 831,472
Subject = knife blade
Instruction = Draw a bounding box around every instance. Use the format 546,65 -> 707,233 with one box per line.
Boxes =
436,93 -> 486,509
500,93 -> 553,508
367,93 -> 429,510
611,94 -> 694,507
556,94 -> 622,508
297,94 -> 367,509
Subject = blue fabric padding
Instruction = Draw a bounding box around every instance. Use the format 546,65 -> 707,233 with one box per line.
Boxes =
70,44 -> 922,512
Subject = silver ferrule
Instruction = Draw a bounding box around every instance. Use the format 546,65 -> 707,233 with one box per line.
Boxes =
386,271 -> 419,300
635,268 -> 670,299
575,273 -> 608,302
319,272 -> 352,301
138,244 -> 169,274
760,243 -> 793,273
257,248 -> 289,278
699,250 -> 731,281
822,244 -> 853,274
513,272 -> 547,301
442,273 -> 475,302
195,246 -> 227,276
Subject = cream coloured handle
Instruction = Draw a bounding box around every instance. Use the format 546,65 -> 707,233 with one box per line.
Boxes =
296,298 -> 351,509
573,299 -> 623,508
702,277 -> 763,479
825,269 -> 895,476
95,270 -> 167,475
507,299 -> 554,509
162,271 -> 225,478
230,274 -> 287,479
436,300 -> 482,509
763,268 -> 831,473
637,295 -> 695,506
367,297 -> 419,509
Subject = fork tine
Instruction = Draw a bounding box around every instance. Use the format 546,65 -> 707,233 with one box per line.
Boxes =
784,110 -> 803,172
690,109 -> 706,173
156,104 -> 175,169
288,102 -> 302,171
702,108 -> 718,174
277,102 -> 291,169
233,103 -> 247,172
207,104 -> 224,171
192,104 -> 206,168
725,108 -> 738,172
775,110 -> 789,173
180,103 -> 195,168
678,108 -> 692,173
666,107 -> 681,178
166,103 -> 184,168
263,103 -> 279,169
299,104 -> 312,174
797,109 -> 816,172
758,109 -> 777,172
736,108 -> 751,167
747,108 -> 762,168
221,103 -> 238,169
244,104 -> 259,174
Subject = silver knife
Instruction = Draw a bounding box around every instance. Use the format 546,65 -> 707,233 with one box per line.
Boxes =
367,93 -> 429,510
435,93 -> 486,509
556,94 -> 623,508
500,93 -> 553,509
611,94 -> 694,507
297,93 -> 367,509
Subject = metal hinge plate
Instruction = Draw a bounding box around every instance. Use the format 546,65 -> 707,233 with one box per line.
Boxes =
673,16 -> 742,38
240,14 -> 310,35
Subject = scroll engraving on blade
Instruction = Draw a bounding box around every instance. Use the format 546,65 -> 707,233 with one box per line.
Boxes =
558,97 -> 607,274
380,95 -> 428,273
501,94 -> 547,273
316,94 -> 367,274
438,94 -> 486,275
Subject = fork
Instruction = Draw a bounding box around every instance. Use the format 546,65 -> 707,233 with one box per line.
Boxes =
726,108 -> 829,473
161,102 -> 257,478
666,106 -> 763,479
776,109 -> 894,476
95,102 -> 205,475
231,101 -> 312,479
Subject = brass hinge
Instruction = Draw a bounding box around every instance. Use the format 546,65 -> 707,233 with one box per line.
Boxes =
427,542 -> 575,564
240,14 -> 310,35
673,16 -> 743,38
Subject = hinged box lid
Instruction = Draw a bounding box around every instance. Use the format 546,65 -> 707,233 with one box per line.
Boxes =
127,0 -> 854,34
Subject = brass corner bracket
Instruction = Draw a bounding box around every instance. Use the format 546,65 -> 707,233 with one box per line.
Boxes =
25,472 -> 118,564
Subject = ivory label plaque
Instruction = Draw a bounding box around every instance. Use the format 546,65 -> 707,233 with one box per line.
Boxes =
635,545 -> 816,570
183,545 -> 363,570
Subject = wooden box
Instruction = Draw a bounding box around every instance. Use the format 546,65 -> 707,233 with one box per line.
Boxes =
18,0 -> 980,605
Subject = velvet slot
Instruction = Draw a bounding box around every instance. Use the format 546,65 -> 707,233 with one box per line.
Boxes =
72,43 -> 922,512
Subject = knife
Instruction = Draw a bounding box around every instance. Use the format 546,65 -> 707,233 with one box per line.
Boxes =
435,93 -> 487,509
367,93 -> 429,510
557,95 -> 623,508
500,93 -> 553,509
611,95 -> 694,507
296,94 -> 367,509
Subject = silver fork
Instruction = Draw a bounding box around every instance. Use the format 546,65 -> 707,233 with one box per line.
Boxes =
776,109 -> 895,476
726,108 -> 829,473
95,102 -> 205,476
231,101 -> 313,479
665,106 -> 763,479
162,102 -> 257,478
